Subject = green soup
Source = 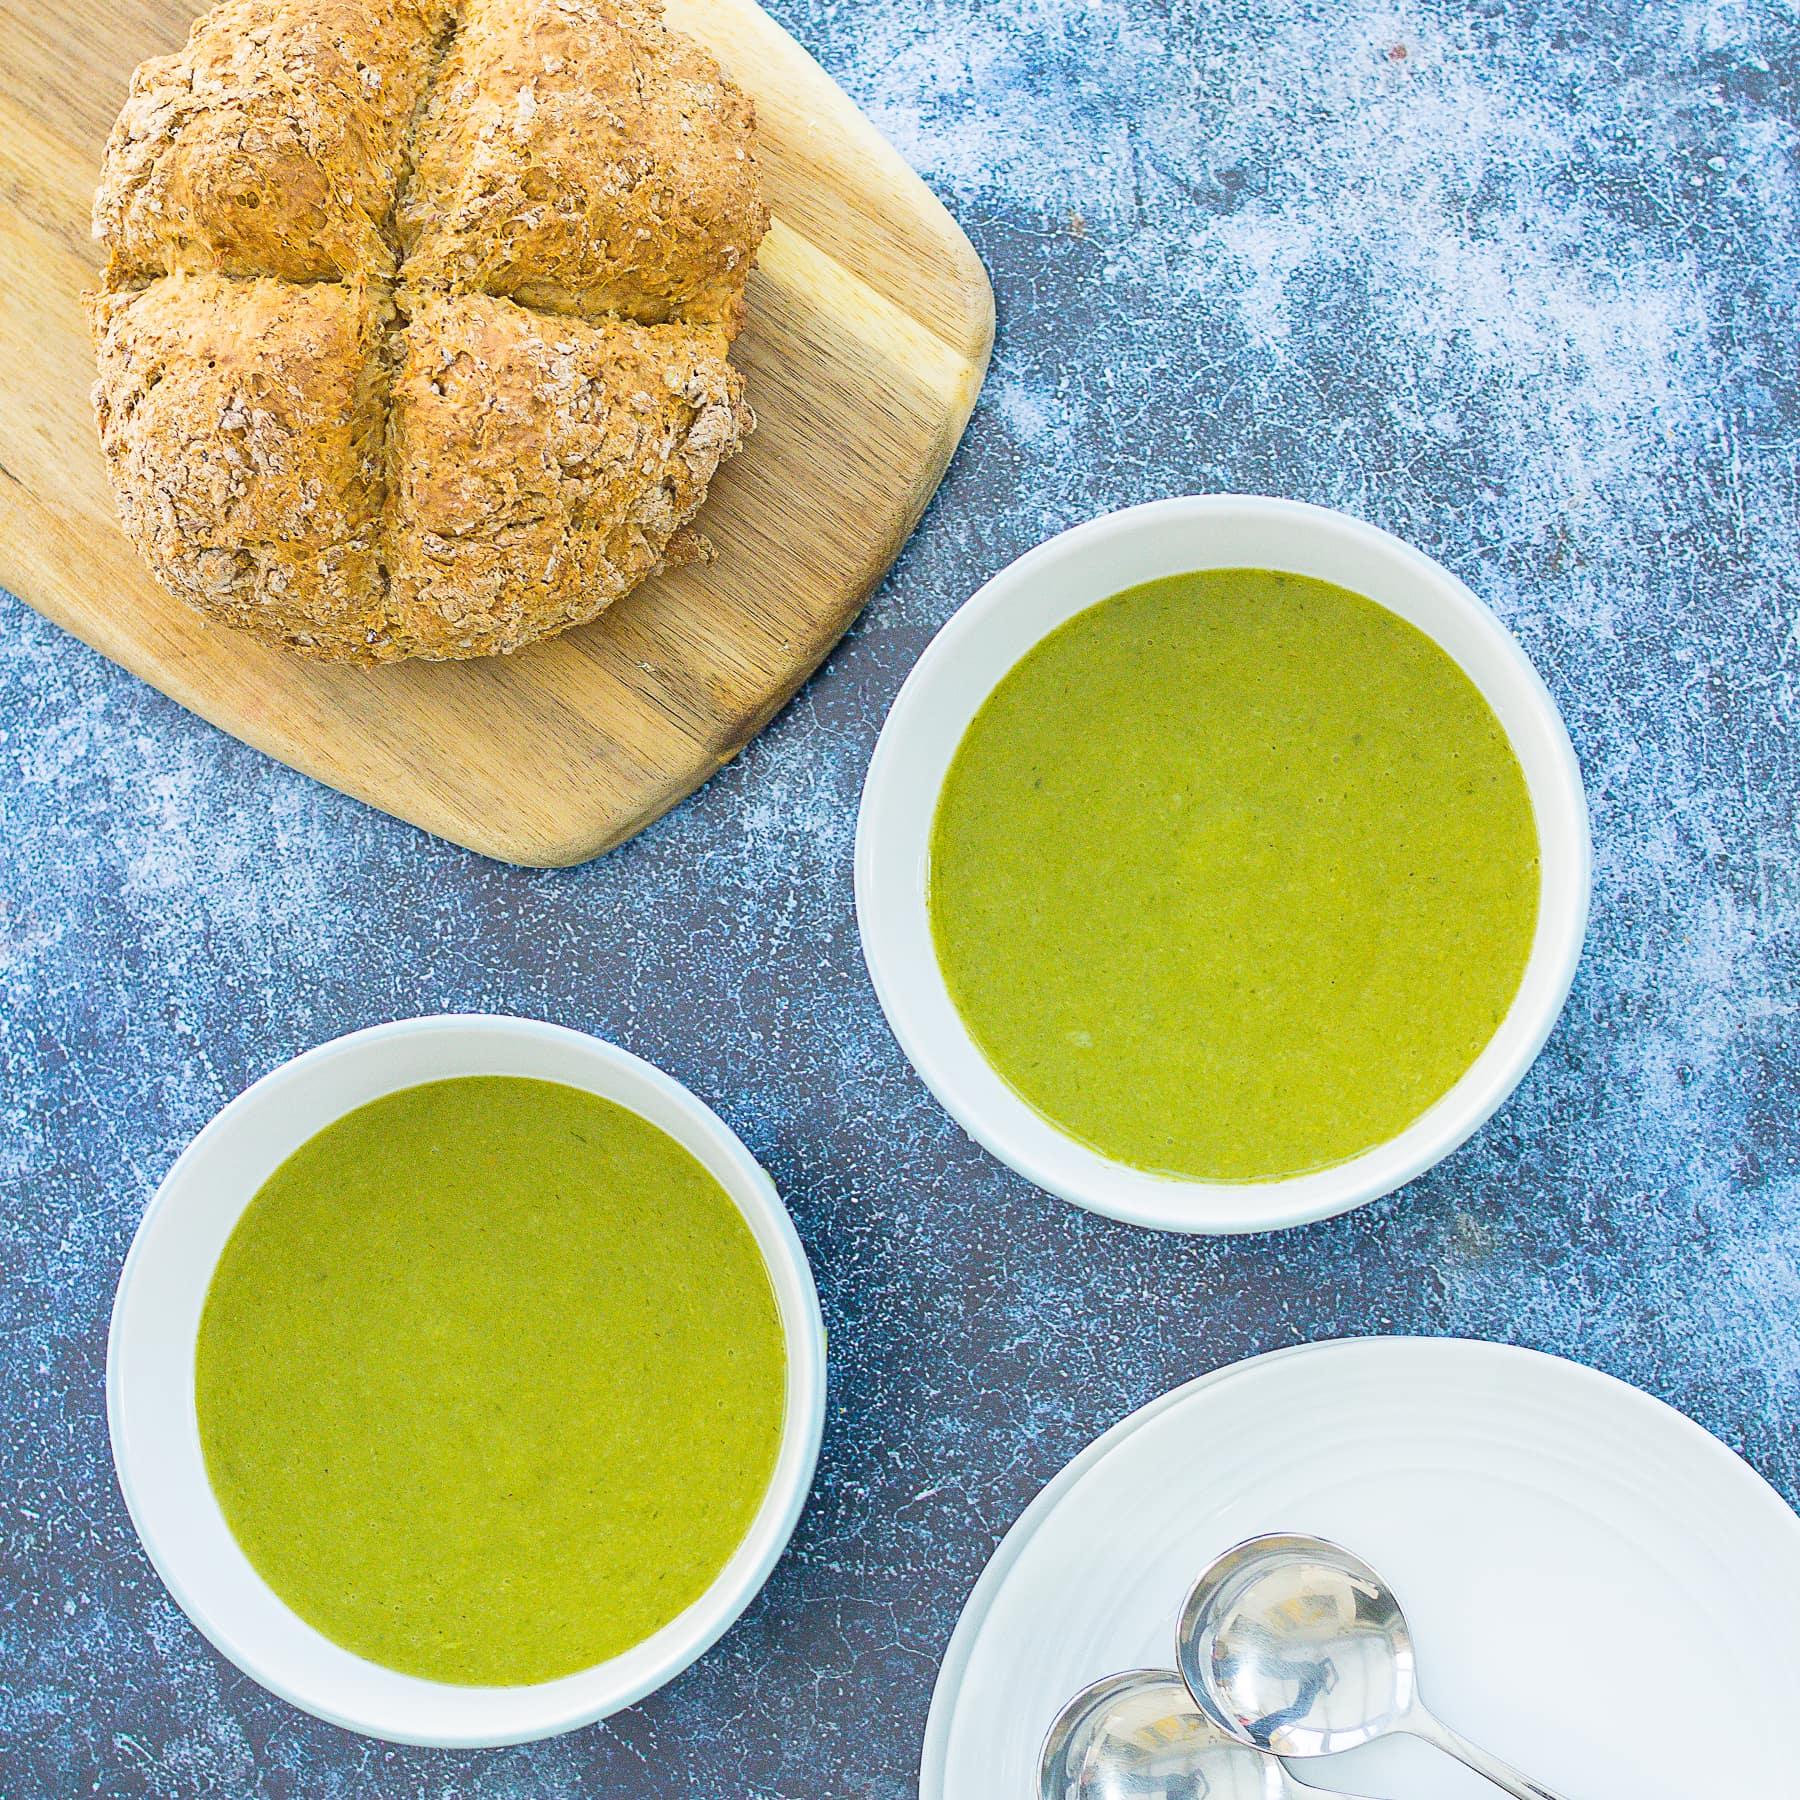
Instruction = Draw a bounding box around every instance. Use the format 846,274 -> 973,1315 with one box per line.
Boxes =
928,569 -> 1541,1181
195,1076 -> 786,1687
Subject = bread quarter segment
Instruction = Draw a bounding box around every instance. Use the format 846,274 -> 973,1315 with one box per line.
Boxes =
384,295 -> 751,659
397,0 -> 769,333
91,0 -> 453,285
88,0 -> 766,664
86,276 -> 392,652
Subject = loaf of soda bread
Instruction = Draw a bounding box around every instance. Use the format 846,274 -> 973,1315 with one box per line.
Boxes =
87,0 -> 766,663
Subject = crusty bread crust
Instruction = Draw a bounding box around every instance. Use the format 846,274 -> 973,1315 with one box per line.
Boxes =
87,0 -> 765,664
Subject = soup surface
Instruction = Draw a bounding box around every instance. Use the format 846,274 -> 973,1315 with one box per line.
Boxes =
929,569 -> 1541,1180
196,1076 -> 785,1686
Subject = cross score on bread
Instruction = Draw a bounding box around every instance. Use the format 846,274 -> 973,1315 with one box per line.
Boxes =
85,0 -> 769,664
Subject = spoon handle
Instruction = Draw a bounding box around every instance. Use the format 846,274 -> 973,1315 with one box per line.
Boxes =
1409,1710 -> 1572,1800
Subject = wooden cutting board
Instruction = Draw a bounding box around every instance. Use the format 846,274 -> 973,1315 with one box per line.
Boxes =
0,0 -> 992,865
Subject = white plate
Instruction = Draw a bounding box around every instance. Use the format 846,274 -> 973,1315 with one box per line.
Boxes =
921,1337 -> 1800,1799
108,1015 -> 827,1748
856,497 -> 1592,1234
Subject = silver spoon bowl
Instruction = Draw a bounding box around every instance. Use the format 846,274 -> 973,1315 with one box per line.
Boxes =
1176,1534 -> 1572,1800
1039,1668 -> 1374,1800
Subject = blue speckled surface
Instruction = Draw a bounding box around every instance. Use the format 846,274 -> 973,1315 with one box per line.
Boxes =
3,0 -> 1797,1791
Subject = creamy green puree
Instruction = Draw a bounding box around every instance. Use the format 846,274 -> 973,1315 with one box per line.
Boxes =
929,569 -> 1540,1181
195,1076 -> 785,1687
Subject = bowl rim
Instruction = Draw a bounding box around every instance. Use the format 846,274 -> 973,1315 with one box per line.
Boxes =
106,1013 -> 827,1747
854,495 -> 1593,1234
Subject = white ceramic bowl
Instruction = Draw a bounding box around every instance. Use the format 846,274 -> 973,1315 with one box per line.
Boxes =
855,496 -> 1591,1234
107,1014 -> 827,1748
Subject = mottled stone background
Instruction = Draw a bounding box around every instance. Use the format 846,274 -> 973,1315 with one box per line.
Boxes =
3,0 -> 1796,1792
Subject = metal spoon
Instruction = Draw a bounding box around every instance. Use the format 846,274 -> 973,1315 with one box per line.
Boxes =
1039,1668 -> 1377,1800
1176,1534 -> 1571,1800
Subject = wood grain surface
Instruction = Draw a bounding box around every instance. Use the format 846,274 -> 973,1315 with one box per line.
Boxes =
0,0 -> 992,865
